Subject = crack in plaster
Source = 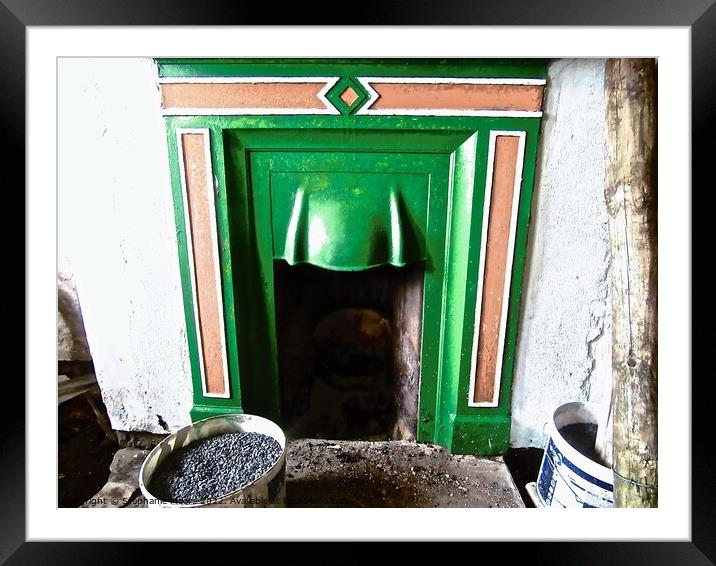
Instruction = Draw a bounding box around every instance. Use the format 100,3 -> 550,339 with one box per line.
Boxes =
156,414 -> 169,431
581,317 -> 605,399
580,245 -> 611,400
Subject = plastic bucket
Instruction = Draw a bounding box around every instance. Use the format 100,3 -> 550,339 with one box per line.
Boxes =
536,402 -> 613,508
139,413 -> 286,507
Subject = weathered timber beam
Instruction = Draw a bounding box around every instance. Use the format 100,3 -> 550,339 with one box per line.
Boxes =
605,58 -> 658,508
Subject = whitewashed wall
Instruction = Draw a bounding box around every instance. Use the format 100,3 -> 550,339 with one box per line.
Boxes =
58,58 -> 193,433
58,58 -> 612,443
510,59 -> 612,447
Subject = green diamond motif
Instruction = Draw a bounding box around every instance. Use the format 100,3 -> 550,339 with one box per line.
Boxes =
326,77 -> 370,115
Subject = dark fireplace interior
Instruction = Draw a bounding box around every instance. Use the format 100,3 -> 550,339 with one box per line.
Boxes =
274,262 -> 424,441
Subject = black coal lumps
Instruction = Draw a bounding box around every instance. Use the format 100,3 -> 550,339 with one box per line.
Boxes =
148,431 -> 282,504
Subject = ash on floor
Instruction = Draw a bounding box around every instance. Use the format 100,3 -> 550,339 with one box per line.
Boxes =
285,439 -> 523,508
84,439 -> 524,508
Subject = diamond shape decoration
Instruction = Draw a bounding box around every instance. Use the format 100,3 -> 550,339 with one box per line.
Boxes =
325,77 -> 370,115
339,86 -> 359,107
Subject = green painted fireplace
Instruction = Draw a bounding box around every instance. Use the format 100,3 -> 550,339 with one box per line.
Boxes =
158,58 -> 546,455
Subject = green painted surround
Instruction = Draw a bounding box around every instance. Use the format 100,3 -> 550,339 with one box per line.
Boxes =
158,59 -> 546,455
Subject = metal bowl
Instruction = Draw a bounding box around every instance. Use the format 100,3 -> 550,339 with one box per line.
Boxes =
138,413 -> 286,507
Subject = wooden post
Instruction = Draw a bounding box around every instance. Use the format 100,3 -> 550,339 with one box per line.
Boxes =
605,59 -> 658,507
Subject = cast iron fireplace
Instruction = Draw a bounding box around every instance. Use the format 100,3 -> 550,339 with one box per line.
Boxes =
159,58 -> 546,455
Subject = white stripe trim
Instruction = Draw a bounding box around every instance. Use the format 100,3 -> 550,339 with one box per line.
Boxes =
355,109 -> 542,118
176,128 -> 231,399
158,76 -> 341,84
316,77 -> 342,113
162,107 -> 342,116
468,130 -> 526,408
158,76 -> 545,85
492,132 -> 526,406
467,133 -> 496,408
354,77 -> 544,117
160,76 -> 341,116
176,129 -> 205,397
356,76 -> 546,85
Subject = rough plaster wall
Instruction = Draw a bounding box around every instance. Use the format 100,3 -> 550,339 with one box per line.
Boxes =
58,58 -> 193,433
57,269 -> 91,362
510,59 -> 613,448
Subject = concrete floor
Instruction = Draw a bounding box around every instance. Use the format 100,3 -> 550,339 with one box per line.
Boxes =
82,440 -> 524,508
286,439 -> 523,508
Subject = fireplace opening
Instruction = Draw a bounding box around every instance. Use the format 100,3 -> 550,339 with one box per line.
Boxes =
274,262 -> 423,441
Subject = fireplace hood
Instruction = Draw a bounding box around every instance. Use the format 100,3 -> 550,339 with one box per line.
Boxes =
279,177 -> 426,271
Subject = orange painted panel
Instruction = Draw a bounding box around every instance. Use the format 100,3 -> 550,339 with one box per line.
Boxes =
369,83 -> 543,112
474,136 -> 520,404
162,82 -> 326,110
182,133 -> 226,396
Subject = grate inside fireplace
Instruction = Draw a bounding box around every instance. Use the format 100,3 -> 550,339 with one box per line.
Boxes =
274,262 -> 423,441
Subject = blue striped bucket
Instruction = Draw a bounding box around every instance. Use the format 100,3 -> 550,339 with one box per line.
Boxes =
536,402 -> 613,508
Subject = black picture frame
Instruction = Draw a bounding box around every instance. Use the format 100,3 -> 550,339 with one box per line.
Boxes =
11,0 -> 709,561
